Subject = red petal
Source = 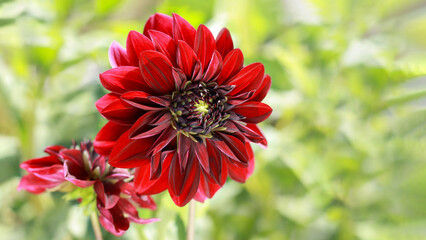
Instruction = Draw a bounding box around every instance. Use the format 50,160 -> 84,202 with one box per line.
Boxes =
140,51 -> 175,95
99,66 -> 149,94
109,130 -> 152,168
128,111 -> 160,139
20,156 -> 63,181
235,123 -> 267,147
228,142 -> 255,183
94,122 -> 130,156
251,74 -> 271,102
44,145 -> 66,157
126,30 -> 155,66
194,189 -> 207,203
120,183 -> 157,209
227,63 -> 265,96
233,102 -> 272,124
193,142 -> 209,173
216,48 -> 244,85
177,134 -> 191,169
121,91 -> 167,111
168,151 -> 201,207
97,202 -> 129,235
96,93 -> 120,113
148,126 -> 177,156
143,13 -> 173,37
108,41 -> 130,67
172,67 -> 186,90
134,153 -> 173,195
149,30 -> 177,65
203,50 -> 223,82
194,24 -> 215,72
216,133 -> 249,167
198,171 -> 222,199
94,181 -> 121,210
177,40 -> 198,78
206,140 -> 228,186
215,28 -> 234,58
60,149 -> 84,168
172,13 -> 196,47
18,174 -> 63,194
100,98 -> 143,125
64,163 -> 96,188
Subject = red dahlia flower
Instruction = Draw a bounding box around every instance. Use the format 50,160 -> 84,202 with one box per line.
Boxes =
18,141 -> 157,236
95,13 -> 272,206
60,141 -> 158,236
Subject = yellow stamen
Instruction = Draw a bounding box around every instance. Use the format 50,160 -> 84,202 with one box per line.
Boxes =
194,100 -> 209,116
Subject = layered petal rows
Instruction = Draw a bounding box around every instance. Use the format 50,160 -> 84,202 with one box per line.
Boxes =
95,13 -> 272,207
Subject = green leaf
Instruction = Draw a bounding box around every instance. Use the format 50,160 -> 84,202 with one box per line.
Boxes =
175,213 -> 186,240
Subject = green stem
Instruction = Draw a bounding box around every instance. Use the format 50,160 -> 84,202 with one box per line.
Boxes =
186,200 -> 196,240
91,212 -> 103,240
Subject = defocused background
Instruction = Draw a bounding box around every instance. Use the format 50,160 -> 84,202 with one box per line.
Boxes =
1,0 -> 426,239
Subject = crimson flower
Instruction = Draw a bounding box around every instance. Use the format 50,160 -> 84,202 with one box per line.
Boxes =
18,141 -> 157,236
60,141 -> 158,236
95,13 -> 272,206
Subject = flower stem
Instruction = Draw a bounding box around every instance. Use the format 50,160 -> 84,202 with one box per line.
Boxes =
90,212 -> 103,240
186,200 -> 196,240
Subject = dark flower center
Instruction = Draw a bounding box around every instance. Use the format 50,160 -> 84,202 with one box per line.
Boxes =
170,81 -> 230,142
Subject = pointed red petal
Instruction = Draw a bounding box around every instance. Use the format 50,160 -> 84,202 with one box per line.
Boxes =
177,134 -> 191,170
44,145 -> 66,157
235,122 -> 267,147
143,13 -> 173,37
126,30 -> 155,66
216,48 -> 244,85
109,130 -> 152,168
194,24 -> 215,72
121,91 -> 166,111
228,142 -> 255,183
99,66 -> 148,94
206,140 -> 228,186
134,152 -> 173,195
177,40 -> 198,78
100,98 -> 143,125
128,111 -> 160,139
203,50 -> 223,82
198,170 -> 222,199
18,174 -> 63,194
193,142 -> 209,173
216,133 -> 249,167
227,63 -> 265,96
251,74 -> 271,102
172,13 -> 196,47
94,122 -> 130,156
148,126 -> 177,156
108,41 -> 130,67
139,50 -> 175,95
149,30 -> 177,65
20,155 -> 63,179
233,101 -> 272,124
172,67 -> 186,90
96,93 -> 120,113
168,152 -> 201,207
215,28 -> 234,58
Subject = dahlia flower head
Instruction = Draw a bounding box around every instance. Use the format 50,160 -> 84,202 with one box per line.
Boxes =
18,141 -> 157,236
95,13 -> 272,207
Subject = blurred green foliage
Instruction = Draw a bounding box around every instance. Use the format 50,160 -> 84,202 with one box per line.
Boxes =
1,0 -> 426,239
